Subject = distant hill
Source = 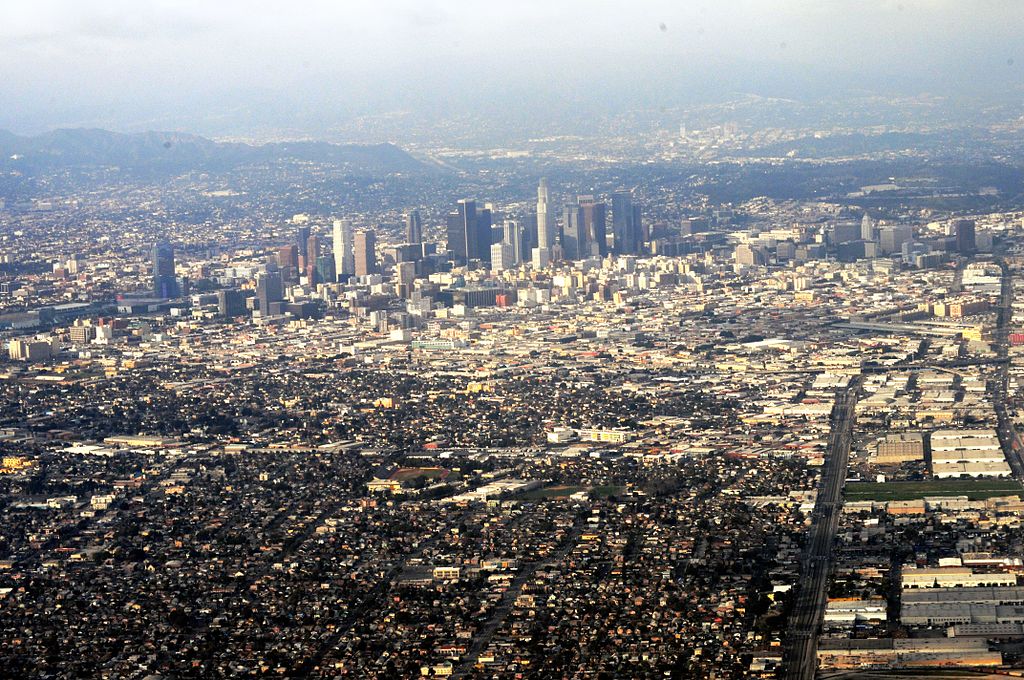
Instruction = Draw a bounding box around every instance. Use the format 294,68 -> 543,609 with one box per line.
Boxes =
0,128 -> 427,175
741,131 -> 984,159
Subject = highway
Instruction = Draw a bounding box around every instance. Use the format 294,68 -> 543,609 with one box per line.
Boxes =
782,384 -> 859,680
991,260 -> 1024,478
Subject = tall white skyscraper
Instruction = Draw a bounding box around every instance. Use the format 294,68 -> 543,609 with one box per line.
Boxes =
860,213 -> 876,241
332,219 -> 355,279
536,178 -> 553,250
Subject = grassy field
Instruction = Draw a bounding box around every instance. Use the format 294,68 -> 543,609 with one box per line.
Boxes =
826,671 -> 1009,679
845,478 -> 1023,502
518,485 -> 585,500
591,485 -> 625,498
517,484 -> 625,500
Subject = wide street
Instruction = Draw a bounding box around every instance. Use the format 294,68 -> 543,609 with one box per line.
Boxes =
782,385 -> 859,680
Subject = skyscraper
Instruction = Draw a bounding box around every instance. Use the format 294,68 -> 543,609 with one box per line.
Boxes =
829,222 -> 861,246
305,234 -> 321,281
446,199 -> 491,264
953,219 -> 976,254
354,230 -> 377,277
562,201 -> 586,261
879,225 -> 913,255
217,288 -> 247,317
277,245 -> 298,280
633,204 -> 644,246
315,255 -> 335,285
860,213 -> 876,242
395,261 -> 417,287
152,241 -> 179,298
578,195 -> 607,257
532,246 -> 550,269
536,178 -> 553,250
503,220 -> 525,266
296,225 -> 311,268
612,190 -> 642,255
522,213 -> 538,256
490,242 -> 514,272
477,206 -> 493,264
446,200 -> 472,264
256,270 -> 284,315
332,219 -> 355,280
405,210 -> 423,245
734,243 -> 767,266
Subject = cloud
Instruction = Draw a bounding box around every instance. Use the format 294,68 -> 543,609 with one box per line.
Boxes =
73,6 -> 213,42
409,2 -> 451,28
0,0 -> 217,45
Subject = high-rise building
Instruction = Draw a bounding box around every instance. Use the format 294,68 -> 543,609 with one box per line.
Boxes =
405,210 -> 423,245
633,204 -> 644,245
836,240 -> 868,262
612,190 -> 642,254
562,201 -> 586,261
478,207 -> 493,263
829,222 -> 861,246
776,241 -> 797,261
879,225 -> 913,255
734,243 -> 767,266
446,199 -> 491,264
396,261 -> 417,287
679,217 -> 707,236
8,338 -> 55,361
152,241 -> 179,298
277,245 -> 298,280
502,220 -> 525,265
446,201 -> 471,264
902,241 -> 929,265
522,213 -> 538,257
578,195 -> 607,257
392,244 -> 422,264
976,230 -> 993,252
860,213 -> 876,241
332,219 -> 355,280
536,178 -> 554,250
354,230 -> 378,277
490,242 -> 514,272
305,235 -> 321,281
315,255 -> 336,285
953,219 -> 976,254
296,225 -> 311,267
217,289 -> 247,317
256,270 -> 284,315
532,247 -> 550,269
69,322 -> 96,345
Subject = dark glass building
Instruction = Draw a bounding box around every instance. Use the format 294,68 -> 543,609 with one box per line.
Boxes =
446,200 -> 492,265
152,241 -> 179,298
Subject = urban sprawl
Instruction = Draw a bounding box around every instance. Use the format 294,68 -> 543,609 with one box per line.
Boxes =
5,159 -> 1024,678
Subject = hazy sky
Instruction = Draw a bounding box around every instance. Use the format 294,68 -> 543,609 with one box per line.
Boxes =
2,1 -> 1022,136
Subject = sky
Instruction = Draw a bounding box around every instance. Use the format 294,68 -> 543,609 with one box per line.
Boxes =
1,1 -> 1022,138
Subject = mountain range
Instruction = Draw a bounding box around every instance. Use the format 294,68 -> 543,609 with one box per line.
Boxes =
0,128 -> 427,176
